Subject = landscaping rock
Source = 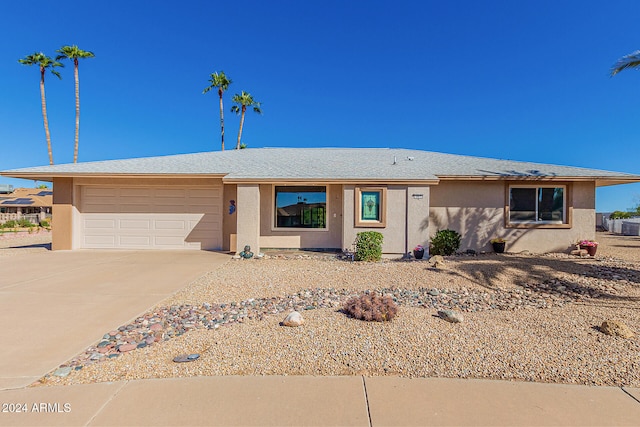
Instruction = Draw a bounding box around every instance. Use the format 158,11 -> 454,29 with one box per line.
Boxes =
600,320 -> 635,338
53,367 -> 72,377
438,310 -> 464,323
429,255 -> 445,268
282,311 -> 304,327
118,343 -> 137,352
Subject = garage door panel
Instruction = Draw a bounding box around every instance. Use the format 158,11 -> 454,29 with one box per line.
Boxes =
154,219 -> 188,230
84,218 -> 117,230
156,189 -> 188,198
119,188 -> 153,198
84,187 -> 118,197
84,235 -> 116,246
120,235 -> 152,246
120,219 -> 151,230
80,185 -> 222,250
154,204 -> 187,214
189,188 -> 219,198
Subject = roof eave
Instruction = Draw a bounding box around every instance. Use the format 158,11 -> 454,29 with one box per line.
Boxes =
438,175 -> 640,183
0,172 -> 228,181
222,177 -> 440,185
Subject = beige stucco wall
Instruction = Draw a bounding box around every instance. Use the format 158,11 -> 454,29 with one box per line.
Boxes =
406,186 -> 431,254
343,185 -> 408,255
235,184 -> 260,254
52,178 -> 74,250
223,184 -> 237,252
258,184 -> 343,249
429,180 -> 596,253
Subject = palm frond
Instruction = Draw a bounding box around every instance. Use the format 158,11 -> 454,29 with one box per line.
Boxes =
611,50 -> 640,76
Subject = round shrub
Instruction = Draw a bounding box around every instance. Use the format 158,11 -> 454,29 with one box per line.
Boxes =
430,229 -> 461,256
343,293 -> 398,322
354,231 -> 384,261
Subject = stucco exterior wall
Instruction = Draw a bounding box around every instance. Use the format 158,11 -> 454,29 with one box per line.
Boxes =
406,186 -> 431,254
236,184 -> 260,254
343,185 -> 407,255
223,184 -> 237,252
258,184 -> 343,250
52,177 -> 75,250
429,180 -> 596,253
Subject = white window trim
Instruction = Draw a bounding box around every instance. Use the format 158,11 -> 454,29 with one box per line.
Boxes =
508,184 -> 567,225
271,184 -> 329,232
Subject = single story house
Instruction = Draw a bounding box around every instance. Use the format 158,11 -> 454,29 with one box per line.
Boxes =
2,148 -> 639,255
0,187 -> 52,224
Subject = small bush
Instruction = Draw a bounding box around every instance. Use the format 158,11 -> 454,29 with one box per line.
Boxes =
17,218 -> 35,228
1,220 -> 17,229
609,211 -> 632,219
343,293 -> 398,322
39,219 -> 51,228
430,229 -> 461,256
354,231 -> 383,261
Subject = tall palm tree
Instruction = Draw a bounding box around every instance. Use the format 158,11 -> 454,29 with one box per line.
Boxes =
231,91 -> 262,150
18,53 -> 63,165
203,71 -> 232,151
56,45 -> 95,163
611,50 -> 640,76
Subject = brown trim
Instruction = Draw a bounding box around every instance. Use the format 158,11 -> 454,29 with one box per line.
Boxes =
504,181 -> 573,229
355,186 -> 387,228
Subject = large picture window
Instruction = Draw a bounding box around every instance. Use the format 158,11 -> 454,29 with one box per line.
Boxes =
509,186 -> 566,224
275,186 -> 326,229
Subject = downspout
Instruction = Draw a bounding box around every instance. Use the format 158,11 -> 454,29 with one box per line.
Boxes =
404,188 -> 409,258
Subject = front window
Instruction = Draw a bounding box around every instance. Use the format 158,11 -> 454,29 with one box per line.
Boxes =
509,186 -> 565,224
275,186 -> 326,228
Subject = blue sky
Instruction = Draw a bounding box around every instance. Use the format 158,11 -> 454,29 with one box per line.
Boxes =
1,0 -> 640,211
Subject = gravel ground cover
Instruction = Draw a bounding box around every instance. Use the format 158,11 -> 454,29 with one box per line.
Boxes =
0,230 -> 51,256
21,232 -> 640,387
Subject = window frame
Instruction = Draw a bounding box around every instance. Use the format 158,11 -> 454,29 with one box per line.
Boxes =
355,186 -> 387,228
505,183 -> 572,229
272,185 -> 329,231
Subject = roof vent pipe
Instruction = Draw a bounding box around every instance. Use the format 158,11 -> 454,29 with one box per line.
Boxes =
393,156 -> 397,165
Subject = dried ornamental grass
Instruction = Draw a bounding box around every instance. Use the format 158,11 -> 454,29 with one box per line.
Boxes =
343,293 -> 398,322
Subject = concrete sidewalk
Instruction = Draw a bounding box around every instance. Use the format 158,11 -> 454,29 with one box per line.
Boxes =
0,376 -> 639,426
0,250 -> 230,390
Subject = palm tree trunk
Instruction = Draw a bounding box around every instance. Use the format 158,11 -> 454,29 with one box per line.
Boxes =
40,67 -> 54,165
73,58 -> 80,163
218,88 -> 225,151
236,106 -> 246,150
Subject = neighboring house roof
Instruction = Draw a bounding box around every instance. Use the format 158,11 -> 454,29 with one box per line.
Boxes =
1,148 -> 639,186
0,188 -> 52,208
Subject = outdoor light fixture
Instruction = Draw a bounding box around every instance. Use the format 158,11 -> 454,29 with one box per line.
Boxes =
412,194 -> 423,199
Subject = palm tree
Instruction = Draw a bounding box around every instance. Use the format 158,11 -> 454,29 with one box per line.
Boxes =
231,91 -> 262,150
203,71 -> 232,151
18,53 -> 63,165
611,50 -> 640,76
56,45 -> 95,163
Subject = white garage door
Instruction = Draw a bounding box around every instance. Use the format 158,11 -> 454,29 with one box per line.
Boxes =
80,185 -> 222,250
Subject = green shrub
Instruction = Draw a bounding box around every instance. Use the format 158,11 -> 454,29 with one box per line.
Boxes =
430,229 -> 461,256
1,220 -> 17,229
610,211 -> 632,219
39,219 -> 51,227
354,231 -> 383,261
343,293 -> 398,322
17,218 -> 35,227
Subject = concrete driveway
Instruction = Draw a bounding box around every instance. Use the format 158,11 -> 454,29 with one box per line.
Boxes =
0,250 -> 230,390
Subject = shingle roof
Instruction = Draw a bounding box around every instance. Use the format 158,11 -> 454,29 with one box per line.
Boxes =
0,188 -> 52,207
1,148 -> 639,183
